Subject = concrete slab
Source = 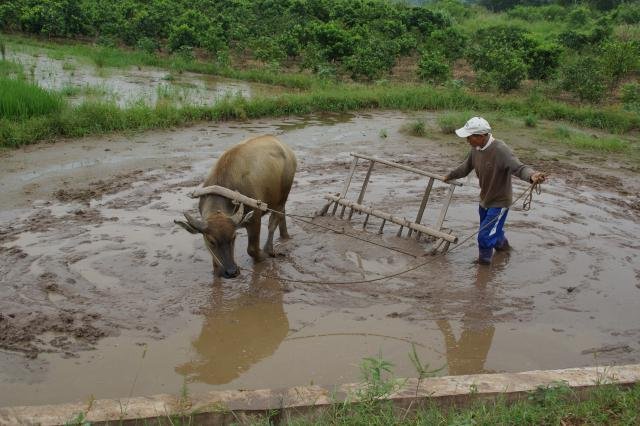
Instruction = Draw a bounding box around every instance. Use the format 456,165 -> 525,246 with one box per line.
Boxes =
1,364 -> 638,425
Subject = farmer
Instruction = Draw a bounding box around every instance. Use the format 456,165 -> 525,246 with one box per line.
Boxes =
443,117 -> 546,265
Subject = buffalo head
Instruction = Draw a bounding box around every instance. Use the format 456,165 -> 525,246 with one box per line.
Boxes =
175,204 -> 254,278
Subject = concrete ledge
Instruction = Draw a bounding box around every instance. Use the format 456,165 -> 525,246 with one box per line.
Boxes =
1,364 -> 639,425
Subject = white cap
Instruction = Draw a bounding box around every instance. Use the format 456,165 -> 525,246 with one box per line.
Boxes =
455,117 -> 491,138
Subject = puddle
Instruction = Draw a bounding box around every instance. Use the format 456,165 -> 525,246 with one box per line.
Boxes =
6,50 -> 291,107
0,112 -> 639,406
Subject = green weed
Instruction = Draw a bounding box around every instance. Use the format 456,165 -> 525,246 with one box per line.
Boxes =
524,114 -> 538,127
0,78 -> 63,120
406,120 -> 427,137
438,112 -> 470,134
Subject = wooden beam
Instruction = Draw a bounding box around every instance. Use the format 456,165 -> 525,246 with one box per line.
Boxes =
325,194 -> 458,243
409,177 -> 435,239
435,184 -> 456,231
335,156 -> 359,217
351,153 -> 462,186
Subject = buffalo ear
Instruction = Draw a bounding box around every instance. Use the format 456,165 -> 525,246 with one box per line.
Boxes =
174,213 -> 207,234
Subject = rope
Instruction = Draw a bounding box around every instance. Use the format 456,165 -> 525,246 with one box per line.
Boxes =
247,181 -> 541,285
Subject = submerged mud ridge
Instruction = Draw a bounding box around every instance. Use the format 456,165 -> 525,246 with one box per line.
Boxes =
0,112 -> 639,406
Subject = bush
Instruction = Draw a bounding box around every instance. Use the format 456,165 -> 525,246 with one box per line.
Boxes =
343,38 -> 399,81
136,37 -> 159,54
559,56 -> 607,102
427,27 -> 468,62
474,49 -> 528,92
613,2 -> 640,24
621,83 -> 640,111
418,52 -> 450,84
168,24 -> 198,52
527,42 -> 563,80
506,5 -> 568,21
468,25 -> 557,85
599,40 -> 640,84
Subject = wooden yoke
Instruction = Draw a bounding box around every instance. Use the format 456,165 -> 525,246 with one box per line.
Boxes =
190,185 -> 269,212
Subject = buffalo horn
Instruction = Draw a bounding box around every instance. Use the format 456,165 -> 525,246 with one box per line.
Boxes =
230,203 -> 245,225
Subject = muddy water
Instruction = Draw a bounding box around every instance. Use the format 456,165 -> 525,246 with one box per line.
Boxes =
1,112 -> 639,407
6,50 -> 289,106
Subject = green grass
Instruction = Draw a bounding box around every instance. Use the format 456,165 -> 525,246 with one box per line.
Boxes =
281,383 -> 640,425
437,111 -> 471,134
0,59 -> 24,78
2,83 -> 639,149
550,126 -> 630,152
0,77 -> 63,120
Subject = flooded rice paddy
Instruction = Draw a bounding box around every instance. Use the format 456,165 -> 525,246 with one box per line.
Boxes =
5,50 -> 289,107
1,112 -> 639,407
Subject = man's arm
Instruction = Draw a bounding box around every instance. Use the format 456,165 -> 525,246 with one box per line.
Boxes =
444,152 -> 473,182
502,145 -> 545,183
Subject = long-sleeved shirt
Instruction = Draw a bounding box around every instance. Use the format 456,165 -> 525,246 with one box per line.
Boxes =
447,139 -> 534,208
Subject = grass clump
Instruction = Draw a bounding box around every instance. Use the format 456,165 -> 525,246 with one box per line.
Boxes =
524,114 -> 538,127
0,77 -> 62,120
437,112 -> 470,134
551,126 -> 629,152
406,120 -> 427,137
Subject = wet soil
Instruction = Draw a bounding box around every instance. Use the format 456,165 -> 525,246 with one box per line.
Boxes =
1,112 -> 639,407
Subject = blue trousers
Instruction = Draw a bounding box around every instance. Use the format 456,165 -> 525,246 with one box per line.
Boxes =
478,206 -> 509,252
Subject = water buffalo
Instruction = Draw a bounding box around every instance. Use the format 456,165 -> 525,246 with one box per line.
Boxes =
175,135 -> 297,278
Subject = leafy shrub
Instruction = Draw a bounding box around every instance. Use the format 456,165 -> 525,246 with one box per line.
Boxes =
417,52 -> 450,84
428,0 -> 473,20
599,40 -> 640,84
468,25 -> 557,86
309,21 -> 355,62
168,24 -> 198,52
613,2 -> 640,24
559,56 -> 607,102
558,18 -> 612,50
621,83 -> 640,111
343,38 -> 399,81
507,5 -> 568,21
427,27 -> 468,62
527,42 -> 563,80
474,48 -> 528,92
136,37 -> 159,54
252,36 -> 287,64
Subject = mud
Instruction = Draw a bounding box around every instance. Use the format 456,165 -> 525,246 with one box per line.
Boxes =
1,112 -> 639,406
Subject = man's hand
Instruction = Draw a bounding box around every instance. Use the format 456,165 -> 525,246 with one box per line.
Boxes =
531,171 -> 546,184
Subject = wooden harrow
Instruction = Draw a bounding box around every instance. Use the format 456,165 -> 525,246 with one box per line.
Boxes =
318,153 -> 463,253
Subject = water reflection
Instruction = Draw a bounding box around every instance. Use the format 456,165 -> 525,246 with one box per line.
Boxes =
437,252 -> 511,375
175,265 -> 288,384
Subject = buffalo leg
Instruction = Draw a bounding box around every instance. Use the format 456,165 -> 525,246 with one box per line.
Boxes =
278,208 -> 290,239
264,211 -> 280,257
246,213 -> 265,261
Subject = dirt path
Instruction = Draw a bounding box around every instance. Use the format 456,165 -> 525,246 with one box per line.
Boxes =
1,112 -> 639,406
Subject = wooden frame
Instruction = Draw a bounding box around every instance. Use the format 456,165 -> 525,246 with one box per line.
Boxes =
320,152 -> 462,252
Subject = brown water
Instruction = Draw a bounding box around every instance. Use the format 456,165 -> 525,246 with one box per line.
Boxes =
6,50 -> 289,107
1,112 -> 639,407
